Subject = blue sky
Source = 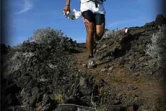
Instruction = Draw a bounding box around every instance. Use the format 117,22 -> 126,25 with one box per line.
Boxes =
3,0 -> 165,46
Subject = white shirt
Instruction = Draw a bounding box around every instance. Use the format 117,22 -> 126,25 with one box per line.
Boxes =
80,0 -> 105,14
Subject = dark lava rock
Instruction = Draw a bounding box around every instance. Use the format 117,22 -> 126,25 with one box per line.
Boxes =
155,14 -> 166,26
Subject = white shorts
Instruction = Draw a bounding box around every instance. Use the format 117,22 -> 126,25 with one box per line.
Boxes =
80,1 -> 105,14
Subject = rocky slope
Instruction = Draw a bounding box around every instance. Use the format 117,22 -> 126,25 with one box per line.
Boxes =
1,14 -> 166,111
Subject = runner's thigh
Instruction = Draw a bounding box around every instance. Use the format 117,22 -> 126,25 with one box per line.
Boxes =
95,14 -> 105,36
82,10 -> 95,23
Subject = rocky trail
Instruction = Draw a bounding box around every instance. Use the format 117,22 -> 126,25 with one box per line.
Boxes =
73,46 -> 165,111
1,14 -> 166,111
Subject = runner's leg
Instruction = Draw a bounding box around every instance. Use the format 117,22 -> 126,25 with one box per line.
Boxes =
94,14 -> 105,41
82,10 -> 95,57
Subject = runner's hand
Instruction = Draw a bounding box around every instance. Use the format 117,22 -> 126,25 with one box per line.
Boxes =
63,5 -> 70,16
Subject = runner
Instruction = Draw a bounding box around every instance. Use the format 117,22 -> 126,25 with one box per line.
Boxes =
64,0 -> 106,68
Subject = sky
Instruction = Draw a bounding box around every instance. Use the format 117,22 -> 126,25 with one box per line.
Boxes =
2,0 -> 165,46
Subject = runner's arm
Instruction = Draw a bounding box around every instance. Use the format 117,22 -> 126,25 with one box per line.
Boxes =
64,0 -> 71,15
65,0 -> 70,6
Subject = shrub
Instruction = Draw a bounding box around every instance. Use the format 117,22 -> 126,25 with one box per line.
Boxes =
145,24 -> 166,67
28,27 -> 78,52
30,27 -> 65,44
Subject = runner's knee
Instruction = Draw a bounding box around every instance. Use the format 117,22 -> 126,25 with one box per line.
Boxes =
95,24 -> 105,39
96,30 -> 104,38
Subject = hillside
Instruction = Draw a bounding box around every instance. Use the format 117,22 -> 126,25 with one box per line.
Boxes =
1,14 -> 166,111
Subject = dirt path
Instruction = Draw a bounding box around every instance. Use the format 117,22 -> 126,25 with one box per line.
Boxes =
72,47 -> 165,109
